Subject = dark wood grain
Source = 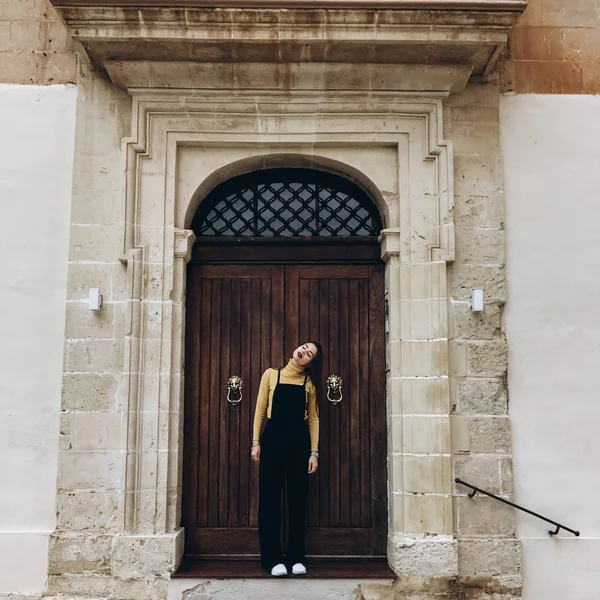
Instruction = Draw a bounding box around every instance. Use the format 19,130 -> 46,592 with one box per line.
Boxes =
218,279 -> 231,526
317,278 -> 330,526
183,266 -> 200,544
238,278 -> 251,527
369,265 -> 387,554
328,278 -> 340,527
183,257 -> 386,561
359,278 -> 371,527
208,279 -> 221,527
338,278 -> 350,528
249,277 -> 263,529
349,279 -> 361,527
197,276 -> 212,527
228,278 -> 241,527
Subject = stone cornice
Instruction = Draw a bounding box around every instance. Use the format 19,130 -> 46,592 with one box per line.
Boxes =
52,0 -> 526,8
50,2 -> 526,88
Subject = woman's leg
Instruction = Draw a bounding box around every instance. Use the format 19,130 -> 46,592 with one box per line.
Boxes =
258,442 -> 285,569
285,437 -> 310,565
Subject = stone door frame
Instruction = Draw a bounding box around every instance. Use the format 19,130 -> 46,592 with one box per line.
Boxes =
113,84 -> 458,578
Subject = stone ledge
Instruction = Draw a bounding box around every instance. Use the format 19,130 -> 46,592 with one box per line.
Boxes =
105,61 -> 472,93
49,3 -> 526,86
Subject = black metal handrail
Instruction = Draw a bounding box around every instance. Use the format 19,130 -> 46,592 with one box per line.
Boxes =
455,478 -> 580,537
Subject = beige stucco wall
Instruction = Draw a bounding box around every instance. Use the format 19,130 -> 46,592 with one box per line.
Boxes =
501,94 -> 600,600
0,83 -> 76,594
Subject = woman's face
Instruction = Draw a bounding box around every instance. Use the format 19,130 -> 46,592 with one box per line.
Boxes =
292,342 -> 319,367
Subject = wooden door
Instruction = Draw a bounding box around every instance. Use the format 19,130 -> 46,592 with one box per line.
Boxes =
286,265 -> 386,557
182,262 -> 386,559
183,265 -> 285,556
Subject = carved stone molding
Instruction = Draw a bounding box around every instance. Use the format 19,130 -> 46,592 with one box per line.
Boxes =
50,2 -> 526,84
111,86 -> 457,575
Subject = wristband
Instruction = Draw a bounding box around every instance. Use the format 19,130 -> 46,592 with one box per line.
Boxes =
310,451 -> 319,458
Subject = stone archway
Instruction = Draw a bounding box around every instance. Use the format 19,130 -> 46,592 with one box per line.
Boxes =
112,78 -> 456,580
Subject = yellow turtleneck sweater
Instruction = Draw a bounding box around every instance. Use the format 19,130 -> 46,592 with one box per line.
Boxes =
252,359 -> 319,452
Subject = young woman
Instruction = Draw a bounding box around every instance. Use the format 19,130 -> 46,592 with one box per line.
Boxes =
251,341 -> 323,577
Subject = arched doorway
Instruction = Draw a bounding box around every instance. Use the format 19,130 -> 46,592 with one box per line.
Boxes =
181,168 -> 388,570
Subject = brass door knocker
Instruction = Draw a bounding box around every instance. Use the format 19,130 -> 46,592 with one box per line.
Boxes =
326,374 -> 343,405
227,376 -> 243,405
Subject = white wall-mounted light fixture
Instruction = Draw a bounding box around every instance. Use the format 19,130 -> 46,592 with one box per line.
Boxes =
471,289 -> 484,313
89,288 -> 103,311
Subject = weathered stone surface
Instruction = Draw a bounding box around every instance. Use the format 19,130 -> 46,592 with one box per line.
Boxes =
454,377 -> 508,415
466,340 -> 508,377
170,579 -> 394,600
63,339 -> 124,373
449,302 -> 502,340
450,416 -> 471,454
111,532 -> 184,579
403,417 -> 451,454
68,224 -> 119,262
57,450 -> 120,489
66,411 -> 122,451
48,533 -> 112,575
501,458 -> 514,495
458,574 -> 522,599
458,539 -> 521,577
404,495 -> 453,535
56,490 -> 119,531
448,265 -> 506,304
453,455 -> 501,494
66,263 -> 113,301
457,497 -> 516,536
62,373 -> 117,411
46,573 -> 113,597
453,194 -> 504,230
404,456 -> 452,494
469,417 -> 512,454
64,302 -> 115,339
390,535 -> 458,578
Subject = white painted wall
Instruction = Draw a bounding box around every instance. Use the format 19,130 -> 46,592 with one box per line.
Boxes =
0,84 -> 76,594
501,94 -> 600,600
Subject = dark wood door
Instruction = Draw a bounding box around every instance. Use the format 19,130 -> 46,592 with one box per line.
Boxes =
183,262 -> 386,559
286,265 -> 386,556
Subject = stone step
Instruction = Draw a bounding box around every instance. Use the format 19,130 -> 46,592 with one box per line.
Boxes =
44,597 -> 108,600
169,578 -> 395,600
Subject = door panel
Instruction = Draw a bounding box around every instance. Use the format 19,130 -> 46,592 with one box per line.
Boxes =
183,265 -> 285,556
183,262 -> 386,558
286,265 -> 386,556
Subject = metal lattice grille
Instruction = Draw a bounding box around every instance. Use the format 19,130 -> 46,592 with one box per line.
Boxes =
193,169 -> 382,237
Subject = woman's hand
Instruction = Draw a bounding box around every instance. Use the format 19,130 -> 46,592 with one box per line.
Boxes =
308,456 -> 318,474
251,444 -> 261,463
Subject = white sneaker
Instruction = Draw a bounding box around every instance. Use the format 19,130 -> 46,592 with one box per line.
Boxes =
271,563 -> 288,577
292,562 -> 307,575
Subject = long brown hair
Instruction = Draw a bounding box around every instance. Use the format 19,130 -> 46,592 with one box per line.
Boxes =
305,340 -> 324,403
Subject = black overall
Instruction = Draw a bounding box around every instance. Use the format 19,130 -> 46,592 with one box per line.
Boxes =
258,369 -> 311,569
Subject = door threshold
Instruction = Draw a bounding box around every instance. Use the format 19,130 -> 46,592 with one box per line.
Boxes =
173,557 -> 395,579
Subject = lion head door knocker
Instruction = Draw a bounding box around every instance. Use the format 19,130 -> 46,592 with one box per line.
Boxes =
326,374 -> 343,405
227,375 -> 243,405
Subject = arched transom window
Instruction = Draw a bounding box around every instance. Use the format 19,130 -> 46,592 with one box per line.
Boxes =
192,168 -> 382,237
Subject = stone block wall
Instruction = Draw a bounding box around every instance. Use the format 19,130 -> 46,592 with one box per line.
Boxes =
444,84 -> 521,599
48,68 -> 139,599
46,73 -> 521,600
0,0 -> 76,85
501,0 -> 600,94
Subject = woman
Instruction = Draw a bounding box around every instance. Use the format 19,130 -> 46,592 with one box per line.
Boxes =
251,341 -> 323,577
